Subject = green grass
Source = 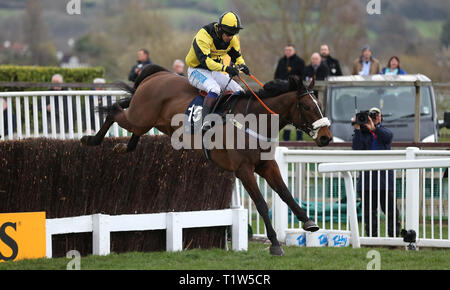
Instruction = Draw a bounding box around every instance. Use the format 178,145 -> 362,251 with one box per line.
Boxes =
1,241 -> 449,270
408,20 -> 444,39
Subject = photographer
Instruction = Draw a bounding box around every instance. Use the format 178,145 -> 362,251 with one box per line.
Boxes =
352,107 -> 400,237
128,48 -> 153,82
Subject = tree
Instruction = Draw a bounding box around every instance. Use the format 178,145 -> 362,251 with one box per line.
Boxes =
232,0 -> 367,80
440,20 -> 450,49
23,0 -> 57,65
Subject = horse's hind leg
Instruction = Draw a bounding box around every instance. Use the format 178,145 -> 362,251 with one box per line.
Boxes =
81,114 -> 115,146
235,164 -> 284,256
256,160 -> 319,232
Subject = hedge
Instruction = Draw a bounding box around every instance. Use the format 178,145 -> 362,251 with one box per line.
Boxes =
0,135 -> 235,256
0,65 -> 105,90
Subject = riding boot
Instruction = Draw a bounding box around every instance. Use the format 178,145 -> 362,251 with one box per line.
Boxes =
201,93 -> 218,131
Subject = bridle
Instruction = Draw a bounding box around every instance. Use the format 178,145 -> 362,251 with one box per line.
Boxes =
238,73 -> 330,140
295,90 -> 331,139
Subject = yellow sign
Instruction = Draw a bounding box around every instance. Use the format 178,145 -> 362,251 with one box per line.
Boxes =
0,212 -> 46,262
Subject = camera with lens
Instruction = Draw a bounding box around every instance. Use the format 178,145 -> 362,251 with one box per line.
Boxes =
401,229 -> 417,250
352,110 -> 378,126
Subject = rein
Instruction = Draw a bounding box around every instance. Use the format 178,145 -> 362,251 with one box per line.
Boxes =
244,74 -> 330,139
237,75 -> 278,115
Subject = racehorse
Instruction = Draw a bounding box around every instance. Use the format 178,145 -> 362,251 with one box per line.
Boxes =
81,64 -> 332,256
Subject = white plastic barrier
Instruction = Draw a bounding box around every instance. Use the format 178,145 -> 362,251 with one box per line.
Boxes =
319,155 -> 450,248
45,208 -> 248,258
0,90 -> 162,140
236,146 -> 450,248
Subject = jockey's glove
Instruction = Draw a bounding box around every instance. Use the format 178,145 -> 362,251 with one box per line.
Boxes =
238,64 -> 250,75
225,66 -> 239,78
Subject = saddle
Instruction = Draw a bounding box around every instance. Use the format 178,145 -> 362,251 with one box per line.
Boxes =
185,90 -> 241,135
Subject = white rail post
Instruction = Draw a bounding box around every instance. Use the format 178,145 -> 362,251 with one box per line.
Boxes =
343,172 -> 361,248
231,181 -> 242,209
166,212 -> 183,252
274,146 -> 289,242
405,147 -> 420,236
232,208 -> 248,251
92,214 -> 111,256
46,223 -> 53,258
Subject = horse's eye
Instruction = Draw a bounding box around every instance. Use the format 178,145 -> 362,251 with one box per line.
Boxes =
303,105 -> 310,111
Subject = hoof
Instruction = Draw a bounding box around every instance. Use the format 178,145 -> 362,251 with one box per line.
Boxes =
302,220 -> 319,232
269,245 -> 285,256
113,143 -> 128,154
80,136 -> 92,146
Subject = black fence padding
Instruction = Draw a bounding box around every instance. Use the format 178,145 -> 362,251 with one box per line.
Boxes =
0,136 -> 235,257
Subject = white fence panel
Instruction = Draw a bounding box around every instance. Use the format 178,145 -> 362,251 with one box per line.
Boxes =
0,90 -> 163,141
236,147 -> 450,248
319,156 -> 450,248
46,209 -> 248,258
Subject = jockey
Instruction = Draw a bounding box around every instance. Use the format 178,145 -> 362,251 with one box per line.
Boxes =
185,11 -> 250,130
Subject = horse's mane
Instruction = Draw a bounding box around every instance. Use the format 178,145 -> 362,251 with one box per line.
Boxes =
133,64 -> 170,90
242,78 -> 296,100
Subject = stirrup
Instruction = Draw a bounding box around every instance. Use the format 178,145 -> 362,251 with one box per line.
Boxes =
201,120 -> 212,132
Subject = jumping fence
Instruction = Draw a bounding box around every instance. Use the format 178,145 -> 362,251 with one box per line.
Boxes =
1,90 -> 247,256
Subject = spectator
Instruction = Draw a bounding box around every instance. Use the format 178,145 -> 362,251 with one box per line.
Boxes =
352,45 -> 381,75
276,45 -> 306,141
128,48 -> 153,82
274,44 -> 305,80
304,52 -> 330,81
172,59 -> 185,76
46,74 -> 72,134
320,44 -> 342,76
89,78 -> 112,131
380,56 -> 406,75
352,107 -> 400,237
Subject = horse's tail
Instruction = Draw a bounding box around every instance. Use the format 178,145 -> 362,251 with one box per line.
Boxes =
95,81 -> 133,115
96,65 -> 169,115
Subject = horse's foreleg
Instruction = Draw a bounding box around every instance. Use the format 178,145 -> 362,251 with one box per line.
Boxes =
256,160 -> 319,232
235,164 -> 284,256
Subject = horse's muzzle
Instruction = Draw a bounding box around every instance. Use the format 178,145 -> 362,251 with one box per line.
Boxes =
317,135 -> 332,147
315,126 -> 332,147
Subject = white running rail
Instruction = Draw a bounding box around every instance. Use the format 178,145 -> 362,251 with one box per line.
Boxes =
0,90 -> 162,140
319,157 -> 450,248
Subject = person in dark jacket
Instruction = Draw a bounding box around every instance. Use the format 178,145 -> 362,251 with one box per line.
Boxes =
128,48 -> 153,82
352,107 -> 400,237
275,44 -> 305,141
274,44 -> 305,81
304,52 -> 330,81
320,44 -> 342,76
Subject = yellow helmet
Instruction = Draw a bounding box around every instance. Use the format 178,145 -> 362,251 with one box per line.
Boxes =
218,11 -> 243,35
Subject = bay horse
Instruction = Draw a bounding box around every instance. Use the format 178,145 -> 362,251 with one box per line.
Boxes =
81,64 -> 332,256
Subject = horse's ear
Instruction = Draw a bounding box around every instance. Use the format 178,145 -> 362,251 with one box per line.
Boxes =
307,77 -> 315,91
288,75 -> 300,91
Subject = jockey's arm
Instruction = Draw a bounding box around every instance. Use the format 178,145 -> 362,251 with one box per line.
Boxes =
193,30 -> 228,72
227,36 -> 245,66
